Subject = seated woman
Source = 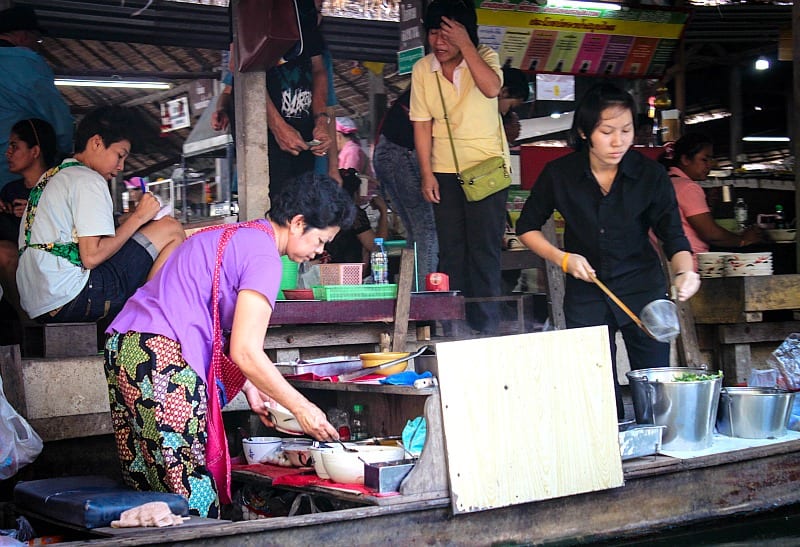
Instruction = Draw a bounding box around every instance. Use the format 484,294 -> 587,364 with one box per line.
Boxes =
0,118 -> 59,242
0,119 -> 59,321
662,132 -> 763,268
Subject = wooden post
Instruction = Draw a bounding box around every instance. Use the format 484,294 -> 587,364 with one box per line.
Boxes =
391,248 -> 416,352
794,0 -> 800,273
728,64 -> 742,169
231,0 -> 270,221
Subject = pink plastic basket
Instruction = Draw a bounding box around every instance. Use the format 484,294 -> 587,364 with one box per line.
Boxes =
319,263 -> 363,285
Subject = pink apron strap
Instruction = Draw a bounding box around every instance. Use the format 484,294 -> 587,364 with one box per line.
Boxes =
204,220 -> 275,504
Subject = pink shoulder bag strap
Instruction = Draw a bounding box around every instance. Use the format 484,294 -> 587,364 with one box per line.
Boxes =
203,220 -> 275,504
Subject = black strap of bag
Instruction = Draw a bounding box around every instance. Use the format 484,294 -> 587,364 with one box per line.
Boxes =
433,72 -> 509,183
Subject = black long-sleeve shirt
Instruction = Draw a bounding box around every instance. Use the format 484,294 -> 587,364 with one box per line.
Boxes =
516,148 -> 690,325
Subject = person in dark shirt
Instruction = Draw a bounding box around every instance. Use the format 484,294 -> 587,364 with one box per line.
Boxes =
516,82 -> 700,419
373,88 -> 439,281
1,118 -> 59,242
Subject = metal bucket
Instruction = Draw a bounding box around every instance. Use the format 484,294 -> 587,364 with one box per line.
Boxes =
716,387 -> 796,439
626,367 -> 722,451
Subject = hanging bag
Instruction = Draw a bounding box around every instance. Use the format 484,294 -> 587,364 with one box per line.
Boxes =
0,373 -> 43,480
435,73 -> 510,202
235,0 -> 301,73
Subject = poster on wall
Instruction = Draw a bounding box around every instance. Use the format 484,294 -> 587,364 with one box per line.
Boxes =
475,1 -> 688,78
398,1 -> 425,75
160,96 -> 191,134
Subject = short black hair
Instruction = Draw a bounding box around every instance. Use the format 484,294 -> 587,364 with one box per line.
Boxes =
423,0 -> 479,47
569,82 -> 636,151
74,105 -> 142,153
11,118 -> 59,168
502,66 -> 530,102
269,172 -> 356,230
670,132 -> 713,167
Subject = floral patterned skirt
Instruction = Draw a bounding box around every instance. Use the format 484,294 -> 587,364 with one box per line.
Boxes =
104,331 -> 220,518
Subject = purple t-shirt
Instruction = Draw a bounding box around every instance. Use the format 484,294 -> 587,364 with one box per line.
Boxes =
108,219 -> 281,383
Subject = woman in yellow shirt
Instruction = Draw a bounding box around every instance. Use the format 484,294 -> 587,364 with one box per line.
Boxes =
410,0 -> 507,336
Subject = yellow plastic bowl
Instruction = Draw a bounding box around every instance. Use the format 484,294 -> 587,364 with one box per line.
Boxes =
359,352 -> 411,376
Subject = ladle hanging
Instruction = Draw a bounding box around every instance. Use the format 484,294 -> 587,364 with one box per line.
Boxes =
590,274 -> 679,343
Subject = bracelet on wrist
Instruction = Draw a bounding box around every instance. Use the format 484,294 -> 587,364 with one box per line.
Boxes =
561,252 -> 570,274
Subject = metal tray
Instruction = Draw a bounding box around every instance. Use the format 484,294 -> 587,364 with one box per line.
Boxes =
275,356 -> 363,377
618,423 -> 665,460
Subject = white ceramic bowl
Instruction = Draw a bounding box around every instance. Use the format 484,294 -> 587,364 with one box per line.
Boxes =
281,438 -> 314,467
308,445 -> 337,479
320,445 -> 405,484
242,436 -> 282,464
265,402 -> 304,435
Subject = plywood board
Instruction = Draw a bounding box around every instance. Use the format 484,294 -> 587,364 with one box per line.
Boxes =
435,326 -> 623,514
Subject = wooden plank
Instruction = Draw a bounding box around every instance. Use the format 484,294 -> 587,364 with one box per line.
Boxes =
741,274 -> 800,311
541,217 -> 566,329
82,441 -> 800,546
392,249 -> 415,352
231,3 -> 269,221
719,344 -> 752,385
265,323 -> 397,349
691,278 -> 747,324
692,275 -> 800,324
435,327 -> 623,514
718,321 -> 800,344
271,294 -> 465,325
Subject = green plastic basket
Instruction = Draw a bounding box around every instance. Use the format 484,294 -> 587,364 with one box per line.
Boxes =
312,284 -> 397,301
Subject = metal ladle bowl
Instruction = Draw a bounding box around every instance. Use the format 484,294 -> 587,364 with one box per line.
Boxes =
640,298 -> 680,343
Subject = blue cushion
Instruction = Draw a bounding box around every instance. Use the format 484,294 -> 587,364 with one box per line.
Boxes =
14,476 -> 189,529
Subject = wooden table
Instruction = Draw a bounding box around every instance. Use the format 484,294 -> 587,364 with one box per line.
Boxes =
265,294 -> 465,361
691,274 -> 800,382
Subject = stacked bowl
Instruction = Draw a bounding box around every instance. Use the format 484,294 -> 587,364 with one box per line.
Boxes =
697,252 -> 728,278
696,252 -> 773,278
724,252 -> 772,277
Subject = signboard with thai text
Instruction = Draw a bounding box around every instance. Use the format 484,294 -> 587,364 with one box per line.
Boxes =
476,2 -> 689,78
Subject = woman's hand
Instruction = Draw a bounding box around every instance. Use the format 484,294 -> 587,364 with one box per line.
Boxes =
673,270 -> 701,301
242,381 -> 277,428
439,16 -> 473,52
421,172 -> 440,203
562,252 -> 596,282
292,400 -> 339,442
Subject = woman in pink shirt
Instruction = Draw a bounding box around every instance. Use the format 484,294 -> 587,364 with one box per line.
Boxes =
664,133 -> 762,267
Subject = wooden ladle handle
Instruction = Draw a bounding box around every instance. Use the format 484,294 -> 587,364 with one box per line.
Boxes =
590,274 -> 646,330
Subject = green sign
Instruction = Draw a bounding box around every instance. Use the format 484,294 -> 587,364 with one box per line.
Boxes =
398,46 -> 425,76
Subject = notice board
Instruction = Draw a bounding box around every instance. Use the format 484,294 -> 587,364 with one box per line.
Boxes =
476,2 -> 689,78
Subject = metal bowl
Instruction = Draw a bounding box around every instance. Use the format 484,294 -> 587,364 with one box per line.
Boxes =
716,387 -> 795,439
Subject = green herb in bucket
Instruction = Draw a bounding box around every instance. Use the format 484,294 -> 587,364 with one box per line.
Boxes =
673,371 -> 723,382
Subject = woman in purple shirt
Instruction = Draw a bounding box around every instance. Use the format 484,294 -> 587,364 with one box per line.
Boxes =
104,173 -> 354,518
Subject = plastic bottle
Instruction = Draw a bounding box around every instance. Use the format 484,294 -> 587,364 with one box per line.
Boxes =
351,404 -> 368,441
775,204 -> 786,229
734,197 -> 748,231
371,238 -> 388,284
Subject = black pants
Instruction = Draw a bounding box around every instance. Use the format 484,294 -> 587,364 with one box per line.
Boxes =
433,173 -> 508,334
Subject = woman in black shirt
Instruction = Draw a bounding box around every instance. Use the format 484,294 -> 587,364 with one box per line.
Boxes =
516,83 -> 700,418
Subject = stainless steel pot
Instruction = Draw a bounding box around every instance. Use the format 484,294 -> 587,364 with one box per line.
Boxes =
626,367 -> 722,451
716,387 -> 795,439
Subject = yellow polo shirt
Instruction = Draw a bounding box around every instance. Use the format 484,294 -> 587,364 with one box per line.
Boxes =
409,45 -> 506,174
